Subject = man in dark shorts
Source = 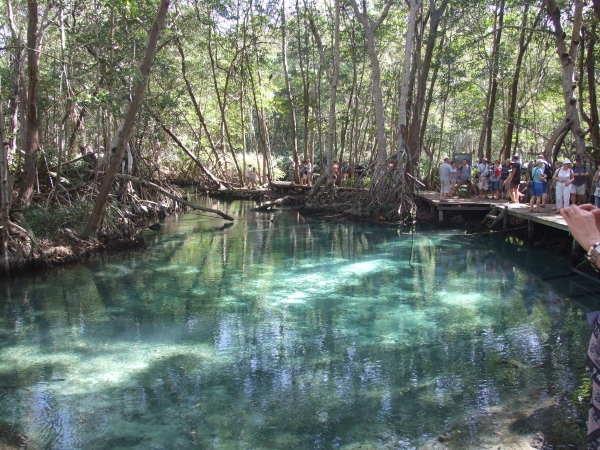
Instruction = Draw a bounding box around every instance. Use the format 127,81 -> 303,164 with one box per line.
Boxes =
571,155 -> 589,205
504,155 -> 522,203
499,159 -> 510,199
355,163 -> 365,187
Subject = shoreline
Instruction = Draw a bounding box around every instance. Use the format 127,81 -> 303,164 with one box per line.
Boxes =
0,188 -> 580,278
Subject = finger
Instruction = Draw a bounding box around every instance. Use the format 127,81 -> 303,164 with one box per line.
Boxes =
580,204 -> 598,212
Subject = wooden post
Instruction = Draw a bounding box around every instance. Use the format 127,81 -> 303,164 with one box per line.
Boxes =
503,206 -> 508,230
439,209 -> 443,223
527,219 -> 534,243
571,234 -> 579,266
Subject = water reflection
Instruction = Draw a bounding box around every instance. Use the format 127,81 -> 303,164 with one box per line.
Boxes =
0,199 -> 594,449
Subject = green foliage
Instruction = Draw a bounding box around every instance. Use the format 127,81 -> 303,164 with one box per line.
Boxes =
22,203 -> 96,240
0,0 -> 592,190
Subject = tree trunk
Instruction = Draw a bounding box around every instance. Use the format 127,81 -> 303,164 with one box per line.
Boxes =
81,0 -> 170,238
15,0 -> 41,206
365,0 -> 422,220
282,0 -> 300,183
0,87 -> 11,273
578,22 -> 600,154
348,0 -> 394,168
545,0 -> 586,156
308,0 -> 340,196
502,5 -> 538,160
483,0 -> 505,161
407,0 -> 449,166
206,21 -> 243,182
176,39 -> 224,175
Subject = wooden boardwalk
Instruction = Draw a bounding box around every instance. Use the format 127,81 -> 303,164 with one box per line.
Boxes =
416,191 -> 568,231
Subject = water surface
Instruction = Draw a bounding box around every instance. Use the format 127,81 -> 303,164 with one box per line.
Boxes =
0,199 -> 595,449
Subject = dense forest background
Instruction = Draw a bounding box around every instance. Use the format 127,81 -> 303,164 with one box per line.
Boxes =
0,0 -> 599,239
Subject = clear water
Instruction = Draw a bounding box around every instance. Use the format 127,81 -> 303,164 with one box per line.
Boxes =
0,198 -> 595,449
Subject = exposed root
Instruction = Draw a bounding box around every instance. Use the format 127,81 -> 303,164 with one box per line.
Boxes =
363,152 -> 417,222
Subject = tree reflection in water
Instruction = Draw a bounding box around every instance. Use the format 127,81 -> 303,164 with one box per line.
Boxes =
0,199 -> 592,449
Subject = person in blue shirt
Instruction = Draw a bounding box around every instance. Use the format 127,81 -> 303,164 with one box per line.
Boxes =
529,159 -> 547,212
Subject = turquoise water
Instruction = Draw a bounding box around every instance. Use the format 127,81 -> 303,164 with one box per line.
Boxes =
0,199 -> 594,449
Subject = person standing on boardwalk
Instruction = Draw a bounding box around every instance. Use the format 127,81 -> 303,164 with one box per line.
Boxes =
489,160 -> 502,200
499,159 -> 511,199
504,155 -> 522,203
529,159 -> 547,213
288,159 -> 295,183
571,156 -> 589,205
477,157 -> 490,198
537,154 -> 553,208
439,157 -> 452,202
553,158 -> 574,212
450,161 -> 458,196
548,161 -> 562,208
456,159 -> 475,197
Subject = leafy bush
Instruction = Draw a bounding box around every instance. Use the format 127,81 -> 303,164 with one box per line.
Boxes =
22,202 -> 96,240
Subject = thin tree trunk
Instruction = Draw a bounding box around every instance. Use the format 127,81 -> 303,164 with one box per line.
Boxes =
16,1 -> 41,206
0,87 -> 11,274
348,0 -> 394,168
175,39 -> 224,176
502,5 -> 539,159
545,0 -> 586,156
308,0 -> 340,195
483,0 -> 505,161
282,0 -> 300,183
205,19 -> 243,181
157,120 -> 226,189
578,22 -> 600,154
408,0 -> 448,164
48,7 -> 72,208
81,0 -> 170,238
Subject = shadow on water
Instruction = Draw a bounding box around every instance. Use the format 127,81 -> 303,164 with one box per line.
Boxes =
0,198 -> 595,449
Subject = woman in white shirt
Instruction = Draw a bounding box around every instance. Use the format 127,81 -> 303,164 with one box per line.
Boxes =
552,159 -> 574,212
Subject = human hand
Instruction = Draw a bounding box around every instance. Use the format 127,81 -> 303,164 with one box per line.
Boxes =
561,205 -> 600,251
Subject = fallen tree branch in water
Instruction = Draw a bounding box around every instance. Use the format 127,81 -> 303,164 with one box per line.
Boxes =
251,196 -> 291,212
88,170 -> 234,221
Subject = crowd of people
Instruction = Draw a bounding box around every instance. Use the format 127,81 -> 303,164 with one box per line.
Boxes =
439,153 -> 598,212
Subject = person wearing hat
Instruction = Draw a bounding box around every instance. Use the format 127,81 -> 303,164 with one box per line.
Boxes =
476,157 -> 490,198
548,160 -> 563,207
530,159 -> 547,212
571,156 -> 589,205
553,158 -> 574,211
504,155 -> 522,203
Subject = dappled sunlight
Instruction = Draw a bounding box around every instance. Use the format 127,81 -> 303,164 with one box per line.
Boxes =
0,340 -> 217,395
0,200 -> 590,449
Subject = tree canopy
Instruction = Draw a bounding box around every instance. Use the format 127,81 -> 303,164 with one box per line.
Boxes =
1,0 -> 599,227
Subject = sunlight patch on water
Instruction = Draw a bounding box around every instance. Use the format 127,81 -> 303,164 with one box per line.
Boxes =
0,341 -> 217,395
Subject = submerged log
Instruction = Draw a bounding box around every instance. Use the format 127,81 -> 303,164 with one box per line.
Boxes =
251,196 -> 291,212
